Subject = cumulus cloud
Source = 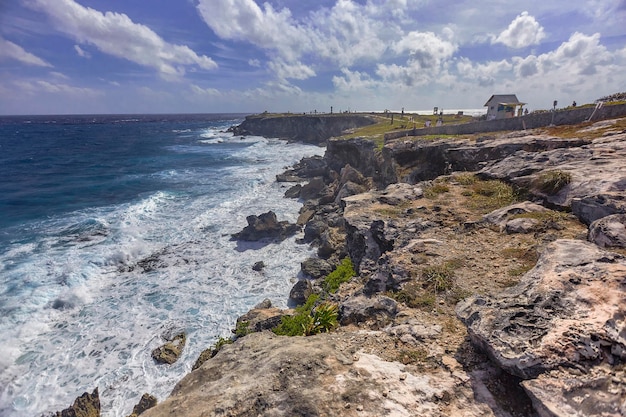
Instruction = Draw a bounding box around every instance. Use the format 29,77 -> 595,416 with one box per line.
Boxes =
0,36 -> 52,67
26,0 -> 217,78
393,31 -> 457,69
514,32 -> 613,78
196,0 -> 395,76
494,11 -> 546,48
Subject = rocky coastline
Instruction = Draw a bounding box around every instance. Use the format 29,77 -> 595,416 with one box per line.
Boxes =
55,114 -> 626,417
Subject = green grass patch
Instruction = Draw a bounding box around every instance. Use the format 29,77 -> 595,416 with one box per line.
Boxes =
466,180 -> 518,212
452,172 -> 477,185
323,257 -> 356,293
423,182 -> 450,199
532,170 -> 572,195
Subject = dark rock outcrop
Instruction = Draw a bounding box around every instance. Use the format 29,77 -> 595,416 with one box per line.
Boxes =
300,257 -> 333,278
231,211 -> 300,242
151,332 -> 186,365
339,295 -> 398,328
55,388 -> 100,417
288,280 -> 312,305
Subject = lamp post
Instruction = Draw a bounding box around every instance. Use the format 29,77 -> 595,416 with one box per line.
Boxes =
550,100 -> 558,126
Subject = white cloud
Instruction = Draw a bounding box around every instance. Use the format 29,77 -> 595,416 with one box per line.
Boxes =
26,0 -> 217,78
332,68 -> 379,92
457,58 -> 513,86
494,11 -> 546,49
516,32 -> 613,78
190,84 -> 222,96
74,44 -> 90,58
268,60 -> 316,80
0,36 -> 52,67
248,59 -> 261,67
393,31 -> 457,70
15,79 -> 101,96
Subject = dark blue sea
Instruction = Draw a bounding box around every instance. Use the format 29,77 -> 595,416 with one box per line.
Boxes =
0,114 -> 321,416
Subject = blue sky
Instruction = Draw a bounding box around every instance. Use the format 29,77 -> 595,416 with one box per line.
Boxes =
1,0 -> 625,115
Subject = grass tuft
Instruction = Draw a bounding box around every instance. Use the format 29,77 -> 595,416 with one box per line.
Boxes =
532,170 -> 572,195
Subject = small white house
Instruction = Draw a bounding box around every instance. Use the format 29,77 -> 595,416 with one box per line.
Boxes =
484,94 -> 526,120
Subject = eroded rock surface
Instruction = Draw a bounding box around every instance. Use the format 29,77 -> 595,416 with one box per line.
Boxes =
141,332 -> 497,417
457,239 -> 626,415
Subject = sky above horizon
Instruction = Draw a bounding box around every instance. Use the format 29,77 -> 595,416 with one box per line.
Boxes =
1,0 -> 625,115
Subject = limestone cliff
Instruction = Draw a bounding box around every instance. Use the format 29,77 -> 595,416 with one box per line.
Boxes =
230,113 -> 376,145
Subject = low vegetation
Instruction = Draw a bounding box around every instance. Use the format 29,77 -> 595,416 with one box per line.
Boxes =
322,257 -> 356,293
272,294 -> 339,336
532,170 -> 572,195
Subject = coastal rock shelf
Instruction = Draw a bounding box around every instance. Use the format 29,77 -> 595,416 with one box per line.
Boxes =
79,114 -> 626,416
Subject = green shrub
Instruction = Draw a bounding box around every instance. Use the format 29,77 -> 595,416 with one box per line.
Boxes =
323,258 -> 356,293
533,170 -> 572,194
272,294 -> 339,336
234,321 -> 251,338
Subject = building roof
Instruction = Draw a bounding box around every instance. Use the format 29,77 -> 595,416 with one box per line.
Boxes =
484,94 -> 525,106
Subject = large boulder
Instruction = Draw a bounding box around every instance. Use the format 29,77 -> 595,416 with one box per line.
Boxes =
231,211 -> 300,242
339,295 -> 398,328
300,257 -> 334,278
588,213 -> 626,248
151,332 -> 186,365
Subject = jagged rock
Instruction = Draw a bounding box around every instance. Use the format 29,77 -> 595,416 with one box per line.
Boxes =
139,331 -> 493,417
296,208 -> 315,225
254,298 -> 272,309
457,239 -> 626,381
478,132 -> 626,216
482,201 -> 548,229
521,366 -> 626,417
378,182 -> 424,205
387,321 -> 443,346
300,257 -> 333,278
334,181 -> 368,204
505,217 -> 540,234
588,213 -> 626,248
236,304 -> 284,333
55,388 -> 100,417
151,332 -> 186,365
126,393 -> 157,417
252,261 -> 265,271
572,192 -> 626,225
339,295 -> 398,328
300,177 -> 325,200
338,164 -> 369,187
277,155 -> 328,181
283,184 -> 301,198
363,255 -> 411,295
317,227 -> 345,259
231,211 -> 300,242
288,280 -> 312,305
303,219 -> 327,243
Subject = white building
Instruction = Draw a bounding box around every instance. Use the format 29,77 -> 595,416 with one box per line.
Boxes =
484,94 -> 526,120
